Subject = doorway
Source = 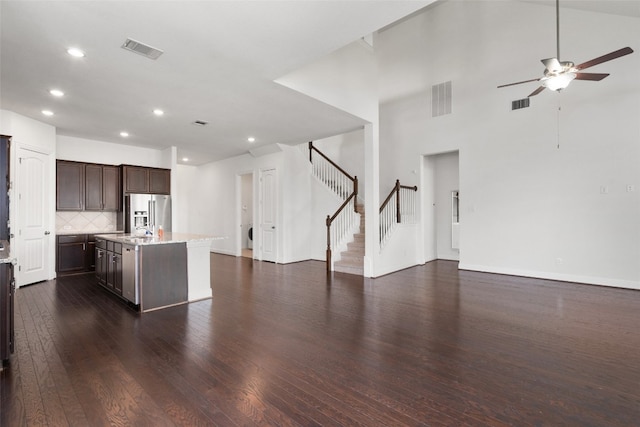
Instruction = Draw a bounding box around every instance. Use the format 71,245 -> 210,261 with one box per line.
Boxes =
258,168 -> 277,263
422,151 -> 460,262
239,172 -> 254,259
16,147 -> 52,286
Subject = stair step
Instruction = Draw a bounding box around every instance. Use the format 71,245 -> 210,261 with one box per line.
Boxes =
334,263 -> 364,276
339,253 -> 363,264
347,241 -> 364,251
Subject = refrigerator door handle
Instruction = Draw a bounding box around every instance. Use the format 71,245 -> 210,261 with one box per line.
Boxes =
148,200 -> 152,229
148,199 -> 155,229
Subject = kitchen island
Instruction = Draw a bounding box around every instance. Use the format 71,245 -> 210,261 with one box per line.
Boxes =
95,232 -> 219,312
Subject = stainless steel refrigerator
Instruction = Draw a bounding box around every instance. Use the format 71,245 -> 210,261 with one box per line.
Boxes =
125,194 -> 172,234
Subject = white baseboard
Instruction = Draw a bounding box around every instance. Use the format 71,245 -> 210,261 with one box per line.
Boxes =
458,263 -> 640,291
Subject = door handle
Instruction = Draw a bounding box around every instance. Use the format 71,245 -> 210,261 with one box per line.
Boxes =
44,231 -> 50,235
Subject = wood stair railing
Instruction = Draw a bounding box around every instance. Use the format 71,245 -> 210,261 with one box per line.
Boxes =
379,179 -> 418,247
308,141 -> 359,272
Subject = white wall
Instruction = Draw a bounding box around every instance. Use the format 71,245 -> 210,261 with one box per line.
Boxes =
375,1 -> 640,288
57,135 -> 168,167
174,164 -> 199,234
179,144 -> 319,263
276,40 -> 378,123
311,128 -> 366,201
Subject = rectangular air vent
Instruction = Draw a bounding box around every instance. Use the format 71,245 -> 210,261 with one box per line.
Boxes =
121,38 -> 164,60
432,81 -> 452,117
512,98 -> 530,110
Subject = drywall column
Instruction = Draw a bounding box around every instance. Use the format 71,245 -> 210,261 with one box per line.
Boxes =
363,122 -> 380,277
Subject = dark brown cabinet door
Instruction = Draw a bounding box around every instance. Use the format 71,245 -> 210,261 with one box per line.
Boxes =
124,166 -> 149,193
102,165 -> 120,210
149,168 -> 171,194
1,137 -> 10,241
57,235 -> 87,274
123,165 -> 170,194
105,252 -> 115,290
96,248 -> 107,284
56,161 -> 84,210
57,234 -> 99,275
86,235 -> 96,270
1,263 -> 14,362
112,253 -> 122,295
85,164 -> 120,211
84,164 -> 103,210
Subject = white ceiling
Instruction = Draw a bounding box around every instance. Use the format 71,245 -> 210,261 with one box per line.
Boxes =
0,0 -> 432,165
2,1 -> 637,165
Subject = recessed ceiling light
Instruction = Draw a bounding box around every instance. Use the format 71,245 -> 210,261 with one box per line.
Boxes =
49,89 -> 64,97
67,47 -> 85,58
247,137 -> 256,143
42,110 -> 54,116
153,109 -> 164,116
182,157 -> 189,162
120,131 -> 129,137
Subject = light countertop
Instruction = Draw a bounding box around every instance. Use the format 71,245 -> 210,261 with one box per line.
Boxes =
57,230 -> 124,236
0,240 -> 14,264
95,232 -> 224,246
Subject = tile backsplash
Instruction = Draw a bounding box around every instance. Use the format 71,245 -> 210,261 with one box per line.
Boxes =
56,211 -> 118,233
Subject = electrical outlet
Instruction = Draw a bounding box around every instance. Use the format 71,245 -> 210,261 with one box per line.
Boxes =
627,184 -> 635,193
600,186 -> 609,194
555,258 -> 563,265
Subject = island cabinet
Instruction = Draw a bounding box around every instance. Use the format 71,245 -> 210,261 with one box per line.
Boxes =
57,160 -> 121,211
95,233 -> 215,312
56,234 -> 97,275
95,238 -> 122,295
122,165 -> 170,195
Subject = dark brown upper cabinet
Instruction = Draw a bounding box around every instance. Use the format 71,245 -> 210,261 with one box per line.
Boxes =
85,164 -> 120,211
57,160 -> 121,211
123,166 -> 149,193
123,165 -> 170,195
56,160 -> 85,211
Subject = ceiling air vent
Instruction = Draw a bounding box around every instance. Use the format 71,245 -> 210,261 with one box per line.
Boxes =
121,38 -> 164,60
511,98 -> 530,111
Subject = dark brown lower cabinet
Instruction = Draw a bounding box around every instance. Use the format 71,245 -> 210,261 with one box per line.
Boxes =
1,261 -> 14,365
96,239 -> 122,296
56,234 -> 97,275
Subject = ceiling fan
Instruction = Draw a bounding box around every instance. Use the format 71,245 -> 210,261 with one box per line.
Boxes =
498,0 -> 634,97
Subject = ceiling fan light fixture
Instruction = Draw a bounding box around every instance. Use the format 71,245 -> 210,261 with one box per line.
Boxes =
543,72 -> 576,91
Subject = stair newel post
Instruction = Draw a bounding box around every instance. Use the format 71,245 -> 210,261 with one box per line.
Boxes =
308,141 -> 313,163
353,176 -> 358,212
326,215 -> 332,272
395,179 -> 401,223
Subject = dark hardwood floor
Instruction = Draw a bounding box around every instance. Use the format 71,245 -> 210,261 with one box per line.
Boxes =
2,255 -> 640,426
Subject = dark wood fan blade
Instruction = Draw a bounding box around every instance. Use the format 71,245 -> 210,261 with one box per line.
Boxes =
576,47 -> 634,70
528,86 -> 545,97
497,78 -> 540,89
542,58 -> 562,72
574,72 -> 609,81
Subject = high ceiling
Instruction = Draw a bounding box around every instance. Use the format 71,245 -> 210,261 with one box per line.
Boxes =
0,1 -> 433,165
2,1 -> 637,165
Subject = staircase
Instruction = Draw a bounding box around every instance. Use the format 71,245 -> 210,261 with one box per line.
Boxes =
334,204 -> 365,275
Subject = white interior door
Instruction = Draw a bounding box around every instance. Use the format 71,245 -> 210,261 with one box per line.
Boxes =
17,148 -> 50,286
259,168 -> 277,262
